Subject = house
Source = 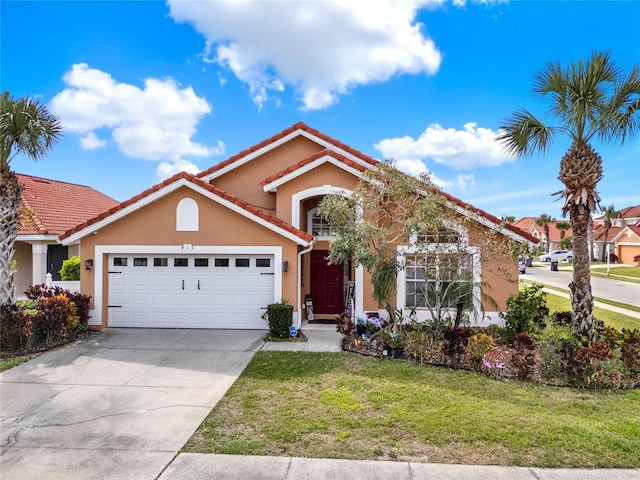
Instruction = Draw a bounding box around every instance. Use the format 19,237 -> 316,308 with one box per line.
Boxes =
60,123 -> 537,330
592,205 -> 640,263
511,217 -> 572,252
13,174 -> 118,295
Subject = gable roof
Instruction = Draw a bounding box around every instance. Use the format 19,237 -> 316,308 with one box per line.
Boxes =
609,225 -> 640,243
200,122 -> 538,246
60,172 -> 313,246
511,217 -> 571,242
198,122 -> 378,181
17,174 -> 118,236
260,148 -> 368,192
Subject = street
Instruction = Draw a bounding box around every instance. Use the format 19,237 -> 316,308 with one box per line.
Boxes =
521,265 -> 640,308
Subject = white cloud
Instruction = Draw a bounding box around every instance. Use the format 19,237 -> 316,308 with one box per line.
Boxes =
50,63 -> 223,174
168,0 -> 443,110
157,158 -> 201,180
375,122 -> 513,170
79,132 -> 106,150
454,173 -> 476,192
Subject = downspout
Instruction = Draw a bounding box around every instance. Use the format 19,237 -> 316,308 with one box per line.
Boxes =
296,238 -> 316,328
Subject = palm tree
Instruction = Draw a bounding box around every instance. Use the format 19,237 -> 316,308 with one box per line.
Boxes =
600,204 -> 619,262
536,214 -> 554,253
498,51 -> 639,342
0,91 -> 62,304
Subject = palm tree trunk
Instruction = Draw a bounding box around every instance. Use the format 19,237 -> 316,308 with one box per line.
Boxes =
569,205 -> 595,342
587,216 -> 594,261
0,167 -> 22,305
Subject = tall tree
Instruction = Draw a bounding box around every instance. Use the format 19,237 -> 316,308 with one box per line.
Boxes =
600,204 -> 619,262
0,91 -> 62,304
536,214 -> 554,253
499,51 -> 640,342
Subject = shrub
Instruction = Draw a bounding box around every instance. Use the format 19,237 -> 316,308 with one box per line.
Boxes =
266,302 -> 293,339
499,284 -> 548,341
24,284 -> 91,328
466,333 -> 495,370
569,342 -> 613,388
59,256 -> 81,281
442,327 -> 472,365
550,310 -> 572,327
0,304 -> 34,353
510,332 -> 538,381
609,252 -> 618,263
336,312 -> 355,336
405,324 -> 440,365
539,325 -> 583,382
620,329 -> 640,374
34,294 -> 79,345
595,321 -> 623,350
634,254 -> 640,267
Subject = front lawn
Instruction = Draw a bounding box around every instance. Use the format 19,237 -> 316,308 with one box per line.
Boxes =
185,351 -> 640,468
0,356 -> 28,372
544,292 -> 640,331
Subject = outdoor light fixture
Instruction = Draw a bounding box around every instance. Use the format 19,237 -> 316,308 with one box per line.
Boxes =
85,259 -> 93,270
282,261 -> 289,272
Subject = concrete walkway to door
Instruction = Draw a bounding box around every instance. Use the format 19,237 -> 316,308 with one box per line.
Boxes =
0,328 -> 265,480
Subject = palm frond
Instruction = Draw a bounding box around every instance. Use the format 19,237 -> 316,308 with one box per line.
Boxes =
497,109 -> 554,157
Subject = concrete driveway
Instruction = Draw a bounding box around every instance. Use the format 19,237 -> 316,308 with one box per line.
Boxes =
0,328 -> 265,480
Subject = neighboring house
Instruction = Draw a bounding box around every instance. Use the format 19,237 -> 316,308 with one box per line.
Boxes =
60,123 -> 537,330
511,217 -> 573,252
14,174 -> 118,296
592,205 -> 640,263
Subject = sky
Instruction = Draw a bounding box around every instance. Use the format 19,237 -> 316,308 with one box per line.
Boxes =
2,0 -> 639,221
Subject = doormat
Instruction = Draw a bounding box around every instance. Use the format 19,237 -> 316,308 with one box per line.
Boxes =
308,319 -> 337,324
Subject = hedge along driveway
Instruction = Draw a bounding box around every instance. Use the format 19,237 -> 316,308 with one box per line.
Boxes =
185,351 -> 640,468
0,328 -> 266,480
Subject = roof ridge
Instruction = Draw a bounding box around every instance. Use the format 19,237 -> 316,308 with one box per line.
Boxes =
61,172 -> 313,243
17,173 -> 115,196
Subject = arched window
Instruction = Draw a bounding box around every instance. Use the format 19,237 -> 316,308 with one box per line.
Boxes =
307,207 -> 332,238
176,198 -> 199,231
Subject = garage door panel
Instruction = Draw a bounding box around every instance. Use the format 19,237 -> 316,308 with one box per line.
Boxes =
108,254 -> 273,329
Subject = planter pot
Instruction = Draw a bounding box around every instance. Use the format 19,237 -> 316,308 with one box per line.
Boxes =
392,348 -> 404,359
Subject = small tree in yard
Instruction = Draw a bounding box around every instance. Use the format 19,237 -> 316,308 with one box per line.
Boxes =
318,161 -> 523,334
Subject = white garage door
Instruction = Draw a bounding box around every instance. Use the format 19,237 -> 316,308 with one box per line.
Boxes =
108,254 -> 273,329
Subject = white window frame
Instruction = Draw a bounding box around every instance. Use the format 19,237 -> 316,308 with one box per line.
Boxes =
307,207 -> 333,240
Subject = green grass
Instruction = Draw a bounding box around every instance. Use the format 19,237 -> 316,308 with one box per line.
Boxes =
0,356 -> 28,372
590,266 -> 640,283
544,293 -> 639,331
185,351 -> 640,468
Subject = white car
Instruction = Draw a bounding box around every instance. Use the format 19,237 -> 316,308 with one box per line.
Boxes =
538,250 -> 573,263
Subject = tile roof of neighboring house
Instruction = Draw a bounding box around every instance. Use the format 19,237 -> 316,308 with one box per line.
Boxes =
17,174 -> 118,236
197,122 -> 378,179
60,172 -> 314,243
260,148 -> 367,187
593,224 -> 624,242
618,204 -> 640,220
511,217 -> 572,241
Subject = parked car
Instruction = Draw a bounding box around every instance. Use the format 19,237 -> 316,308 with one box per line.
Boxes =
538,250 -> 573,263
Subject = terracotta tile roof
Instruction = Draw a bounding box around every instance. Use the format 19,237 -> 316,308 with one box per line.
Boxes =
17,174 -> 118,236
511,217 -> 571,242
60,172 -> 313,243
617,204 -> 640,220
197,122 -> 378,179
593,224 -> 624,242
260,148 -> 367,187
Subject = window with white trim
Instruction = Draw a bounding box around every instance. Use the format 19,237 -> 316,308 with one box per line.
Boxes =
308,208 -> 332,238
176,198 -> 199,231
405,253 -> 473,309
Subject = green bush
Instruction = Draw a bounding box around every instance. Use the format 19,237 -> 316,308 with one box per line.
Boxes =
539,325 -> 583,381
266,302 -> 293,339
59,256 -> 81,281
620,329 -> 640,374
511,332 -> 538,380
466,333 -> 494,369
499,284 -> 549,342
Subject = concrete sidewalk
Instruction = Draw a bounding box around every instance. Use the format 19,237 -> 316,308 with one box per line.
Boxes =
159,453 -> 640,480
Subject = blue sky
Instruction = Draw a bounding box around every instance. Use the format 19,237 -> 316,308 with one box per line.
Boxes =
2,0 -> 639,221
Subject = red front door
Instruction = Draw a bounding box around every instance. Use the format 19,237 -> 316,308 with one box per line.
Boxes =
310,250 -> 344,315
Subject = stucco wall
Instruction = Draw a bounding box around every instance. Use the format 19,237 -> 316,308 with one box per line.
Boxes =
78,186 -> 303,327
212,136 -> 325,214
13,241 -> 32,297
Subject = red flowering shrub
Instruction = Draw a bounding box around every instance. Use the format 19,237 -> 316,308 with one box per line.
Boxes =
569,342 -> 613,388
621,329 -> 640,374
0,304 -> 35,353
511,332 -> 538,380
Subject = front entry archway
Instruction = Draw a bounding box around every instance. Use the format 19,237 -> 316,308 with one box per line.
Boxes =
310,250 -> 344,315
